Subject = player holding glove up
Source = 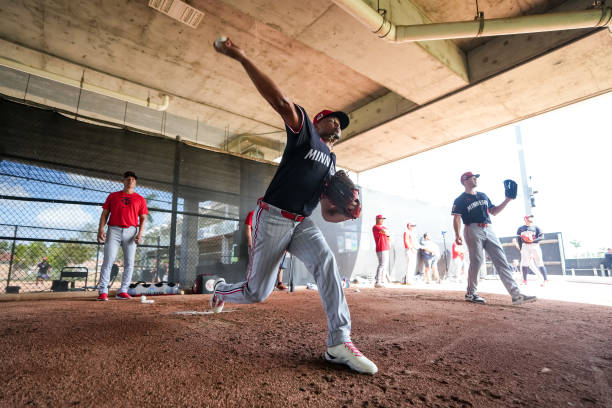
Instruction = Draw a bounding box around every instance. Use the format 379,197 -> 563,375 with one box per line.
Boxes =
451,172 -> 536,305
211,37 -> 377,374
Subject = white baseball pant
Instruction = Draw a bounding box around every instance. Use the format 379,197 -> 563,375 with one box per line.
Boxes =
97,226 -> 138,294
404,248 -> 417,283
520,243 -> 544,267
214,202 -> 351,347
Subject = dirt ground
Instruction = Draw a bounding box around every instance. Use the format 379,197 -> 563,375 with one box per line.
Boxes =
0,288 -> 610,408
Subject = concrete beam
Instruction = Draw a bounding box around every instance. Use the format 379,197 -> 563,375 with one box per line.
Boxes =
468,0 -> 597,82
344,91 -> 418,140
361,0 -> 469,83
334,29 -> 612,172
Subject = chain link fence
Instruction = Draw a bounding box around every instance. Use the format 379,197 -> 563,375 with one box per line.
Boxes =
1,98 -> 276,294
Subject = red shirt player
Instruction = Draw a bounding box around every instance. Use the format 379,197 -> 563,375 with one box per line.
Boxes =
372,215 -> 390,287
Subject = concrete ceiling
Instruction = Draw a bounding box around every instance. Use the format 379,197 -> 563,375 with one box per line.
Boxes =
0,0 -> 610,171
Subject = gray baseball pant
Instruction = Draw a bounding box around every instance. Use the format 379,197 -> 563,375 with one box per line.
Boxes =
463,224 -> 521,298
214,203 -> 351,347
97,226 -> 138,294
375,250 -> 389,284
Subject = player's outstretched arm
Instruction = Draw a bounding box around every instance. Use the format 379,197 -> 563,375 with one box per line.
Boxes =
489,197 -> 513,216
320,197 -> 353,223
453,214 -> 462,245
213,37 -> 300,130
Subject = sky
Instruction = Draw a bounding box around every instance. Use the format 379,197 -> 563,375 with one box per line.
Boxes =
359,91 -> 612,258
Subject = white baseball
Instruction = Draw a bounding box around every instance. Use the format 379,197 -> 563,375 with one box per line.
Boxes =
214,36 -> 228,52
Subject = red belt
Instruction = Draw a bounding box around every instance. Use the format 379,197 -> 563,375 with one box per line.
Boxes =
258,200 -> 305,222
466,223 -> 489,228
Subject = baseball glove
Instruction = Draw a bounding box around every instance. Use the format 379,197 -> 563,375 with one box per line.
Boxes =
504,179 -> 518,199
324,170 -> 361,219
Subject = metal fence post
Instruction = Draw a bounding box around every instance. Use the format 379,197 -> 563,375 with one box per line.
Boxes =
94,243 -> 100,286
168,138 -> 182,283
600,265 -> 605,278
156,235 -> 161,279
6,225 -> 18,288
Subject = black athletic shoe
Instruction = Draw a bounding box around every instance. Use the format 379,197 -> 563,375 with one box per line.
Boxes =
512,294 -> 537,305
465,293 -> 486,304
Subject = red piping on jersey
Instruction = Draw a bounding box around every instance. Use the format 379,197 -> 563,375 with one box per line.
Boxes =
245,206 -> 264,284
285,106 -> 304,134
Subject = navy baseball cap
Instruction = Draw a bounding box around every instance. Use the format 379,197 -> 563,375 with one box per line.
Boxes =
313,110 -> 350,130
460,171 -> 479,184
123,171 -> 138,179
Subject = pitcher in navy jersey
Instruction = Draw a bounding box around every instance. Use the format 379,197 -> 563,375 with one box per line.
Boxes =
210,37 -> 377,374
451,172 -> 535,305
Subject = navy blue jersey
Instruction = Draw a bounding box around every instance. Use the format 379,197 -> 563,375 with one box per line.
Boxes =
263,105 -> 335,217
516,225 -> 542,247
451,192 -> 494,224
605,253 -> 612,269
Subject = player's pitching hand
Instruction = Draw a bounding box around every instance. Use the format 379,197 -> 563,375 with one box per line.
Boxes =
212,37 -> 245,61
97,230 -> 106,244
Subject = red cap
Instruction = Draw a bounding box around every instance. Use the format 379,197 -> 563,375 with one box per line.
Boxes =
313,110 -> 350,130
460,171 -> 480,184
376,214 -> 385,219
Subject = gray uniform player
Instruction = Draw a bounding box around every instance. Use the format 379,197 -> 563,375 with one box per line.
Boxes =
452,172 -> 536,305
210,37 -> 377,375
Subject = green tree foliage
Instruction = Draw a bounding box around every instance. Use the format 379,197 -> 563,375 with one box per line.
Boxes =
47,242 -> 96,272
10,240 -> 96,278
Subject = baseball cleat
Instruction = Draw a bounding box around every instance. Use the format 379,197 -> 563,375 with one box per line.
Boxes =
276,282 -> 288,291
512,294 -> 537,305
325,342 -> 378,375
209,278 -> 226,313
115,292 -> 132,300
97,293 -> 108,301
465,293 -> 486,304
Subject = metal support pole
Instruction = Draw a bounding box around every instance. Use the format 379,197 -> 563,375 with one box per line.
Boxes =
94,243 -> 100,287
168,138 -> 182,283
156,235 -> 161,282
515,126 -> 533,216
6,225 -> 18,289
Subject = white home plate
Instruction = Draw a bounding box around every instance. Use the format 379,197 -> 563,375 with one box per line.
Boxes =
174,309 -> 237,315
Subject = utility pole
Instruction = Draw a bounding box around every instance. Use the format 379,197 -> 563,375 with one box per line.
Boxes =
515,126 -> 535,215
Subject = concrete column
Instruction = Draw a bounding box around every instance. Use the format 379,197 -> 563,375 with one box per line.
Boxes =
179,196 -> 200,287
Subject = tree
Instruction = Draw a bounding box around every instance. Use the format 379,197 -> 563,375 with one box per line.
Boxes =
47,241 -> 96,273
